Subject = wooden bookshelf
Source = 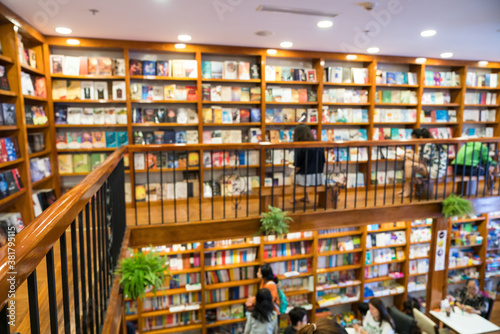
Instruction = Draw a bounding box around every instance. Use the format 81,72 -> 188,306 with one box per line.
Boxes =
26,124 -> 50,130
130,75 -> 196,81
0,89 -> 16,97
202,79 -> 261,84
266,81 -> 318,85
53,99 -> 126,103
51,74 -> 125,80
0,54 -> 13,64
202,101 -> 260,105
20,64 -> 44,76
55,124 -> 128,128
23,95 -> 47,102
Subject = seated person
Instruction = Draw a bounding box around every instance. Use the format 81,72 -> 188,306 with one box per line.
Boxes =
451,141 -> 497,188
455,279 -> 489,317
285,307 -> 308,334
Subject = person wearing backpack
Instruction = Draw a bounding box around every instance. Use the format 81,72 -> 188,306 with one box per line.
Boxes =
244,288 -> 279,334
246,264 -> 287,313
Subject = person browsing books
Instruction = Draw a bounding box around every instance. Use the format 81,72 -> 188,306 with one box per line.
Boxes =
297,318 -> 348,334
246,264 -> 280,313
291,124 -> 325,203
353,298 -> 395,334
284,307 -> 308,334
455,279 -> 489,317
451,141 -> 498,189
244,288 -> 279,334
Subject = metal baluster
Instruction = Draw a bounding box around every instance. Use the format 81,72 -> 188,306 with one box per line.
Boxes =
173,152 -> 177,222
443,144 -> 450,199
85,203 -> 95,334
409,146 -> 416,202
344,147 -> 349,209
401,147 -> 407,204
160,152 -> 164,224
92,195 -> 100,326
101,185 -> 108,304
304,149 -> 308,212
186,151 -> 190,222
78,211 -> 88,333
70,220 -> 81,333
271,149 -> 275,207
461,144 -> 468,197
325,149 -> 330,211
374,147 -> 379,206
96,189 -> 105,325
314,149 -> 318,211
59,233 -> 71,334
146,152 -> 151,224
0,306 -> 9,334
46,248 -> 59,334
383,145 -> 389,205
27,270 -> 41,334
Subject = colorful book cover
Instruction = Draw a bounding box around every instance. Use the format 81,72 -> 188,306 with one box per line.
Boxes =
201,61 -> 212,79
142,60 -> 156,76
73,154 -> 90,173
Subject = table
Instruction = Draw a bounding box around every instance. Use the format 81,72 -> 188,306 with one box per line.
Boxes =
430,307 -> 500,334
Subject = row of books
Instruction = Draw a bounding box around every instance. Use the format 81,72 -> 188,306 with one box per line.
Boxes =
58,153 -> 107,174
366,247 -> 405,265
463,109 -> 496,122
0,137 -> 20,162
205,285 -> 256,304
25,105 -> 48,125
131,83 -> 197,101
423,71 -> 460,87
265,108 -> 316,123
409,259 -> 429,275
421,91 -> 452,105
133,152 -> 200,170
133,182 -> 199,202
0,212 -> 24,247
318,227 -> 359,236
203,151 -> 260,168
324,67 -> 369,84
269,259 -> 311,275
204,248 -> 258,266
370,171 -> 404,186
130,59 -> 197,78
322,108 -> 368,124
0,65 -> 9,91
32,189 -> 56,217
27,133 -> 45,154
375,90 -> 418,104
367,231 -> 406,248
204,266 -> 256,284
264,65 -> 318,82
316,287 -> 360,306
133,107 -> 198,124
373,109 -> 417,123
0,168 -> 23,199
318,236 -> 361,253
203,128 -> 262,144
263,241 -> 312,259
317,253 -> 360,269
167,273 -> 201,289
209,305 -> 244,322
281,277 -> 313,292
143,312 -> 200,331
0,104 -> 16,126
462,127 -> 494,138
372,128 -> 414,141
317,271 -> 357,288
21,72 -> 46,98
409,244 -> 430,259
420,109 -> 458,123
375,70 -> 418,85
364,282 -> 405,297
18,37 -> 37,69
56,107 -> 127,125
56,131 -> 128,149
142,292 -> 201,312
30,157 -> 51,182
134,130 -> 198,145
52,80 -> 125,101
466,72 -> 499,88
322,88 -> 368,104
464,92 -> 498,105
321,128 -> 368,142
219,175 -> 259,197
202,61 -> 258,80
268,129 -> 294,143
50,55 -> 125,76
364,263 -> 402,279
265,86 -> 317,103
168,253 -> 201,271
203,106 -> 260,124
204,238 -> 260,249
202,84 -> 261,102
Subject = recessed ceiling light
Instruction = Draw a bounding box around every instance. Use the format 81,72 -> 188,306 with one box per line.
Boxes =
177,35 -> 191,42
478,61 -> 489,66
367,47 -> 379,54
415,57 -> 427,64
255,30 -> 274,37
346,55 -> 357,60
440,52 -> 453,58
420,30 -> 436,37
320,60 -> 325,66
55,27 -> 72,34
66,39 -> 80,45
13,26 -> 18,32
317,20 -> 333,28
267,49 -> 277,55
280,41 -> 293,48
175,43 -> 186,49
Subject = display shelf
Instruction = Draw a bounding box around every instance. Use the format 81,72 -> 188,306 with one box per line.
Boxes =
367,226 -> 407,233
203,165 -> 260,171
449,263 -> 482,270
0,126 -> 18,131
205,278 -> 261,290
317,249 -> 363,257
449,243 -> 483,249
133,167 -> 200,173
169,268 -> 202,275
421,122 -> 459,126
141,287 -> 195,298
421,103 -> 461,107
364,291 -> 405,300
204,261 -> 260,271
367,243 -> 407,250
411,240 -> 432,245
141,306 -> 200,318
316,282 -> 362,291
143,324 -> 203,334
451,217 -> 486,224
263,237 -> 314,245
464,104 -> 499,107
23,95 -> 47,102
376,84 -> 419,88
206,318 -> 246,328
202,123 -> 261,127
29,150 -> 51,159
374,103 -> 418,107
266,81 -> 318,85
373,122 -> 417,125
21,64 -> 44,76
284,289 -> 313,297
263,254 -> 313,263
131,99 -> 197,104
53,99 -> 126,104
57,148 -> 117,152
26,124 -> 49,130
51,74 -> 125,80
55,124 -> 128,128
463,121 -> 497,124
0,89 -> 16,97
409,272 -> 428,277
0,54 -> 13,64
364,275 -> 402,284
266,122 -> 318,126
205,243 -> 260,251
266,102 -> 317,106
317,264 -> 362,274
125,314 -> 137,321
277,272 -> 312,280
317,230 -> 363,239
322,102 -> 370,106
205,298 -> 248,309
202,101 -> 260,105
423,86 -> 462,89
322,122 -> 370,126
156,249 -> 201,256
466,86 -> 500,90
0,158 -> 24,169
202,78 -> 261,83
317,298 -> 361,308
365,259 -> 406,267
130,75 -> 196,81
0,189 -> 26,209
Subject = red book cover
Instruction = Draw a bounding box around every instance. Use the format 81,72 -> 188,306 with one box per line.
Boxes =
186,86 -> 198,101
0,139 -> 8,162
79,57 -> 88,75
13,168 -> 24,190
298,89 -> 308,103
98,57 -> 113,76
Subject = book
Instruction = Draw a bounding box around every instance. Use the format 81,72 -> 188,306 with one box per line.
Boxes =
67,107 -> 82,124
1,104 -> 16,125
80,81 -> 94,100
114,59 -> 125,76
106,132 -> 117,148
63,56 -> 80,76
88,57 -> 98,75
73,154 -> 90,173
92,131 -> 106,148
143,60 -> 156,76
66,80 -> 81,100
50,55 -> 64,74
58,155 -> 73,174
98,57 -> 113,76
224,61 -> 238,79
0,65 -> 9,91
156,61 -> 169,76
52,80 -> 67,100
112,81 -> 126,100
94,82 -> 109,100
129,59 -> 143,75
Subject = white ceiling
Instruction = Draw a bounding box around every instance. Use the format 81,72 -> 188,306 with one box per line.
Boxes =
3,0 -> 500,61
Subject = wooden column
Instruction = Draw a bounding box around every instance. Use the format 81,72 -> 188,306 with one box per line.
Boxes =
426,217 -> 450,312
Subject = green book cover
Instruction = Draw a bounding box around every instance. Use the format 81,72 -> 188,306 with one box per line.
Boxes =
382,90 -> 392,103
91,153 -> 106,170
201,61 -> 212,79
73,154 -> 90,173
400,90 -> 410,103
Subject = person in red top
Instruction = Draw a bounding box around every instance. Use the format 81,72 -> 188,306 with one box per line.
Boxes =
246,264 -> 280,312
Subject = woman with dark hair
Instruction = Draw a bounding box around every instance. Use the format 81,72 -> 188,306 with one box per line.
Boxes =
246,264 -> 280,312
244,288 -> 278,334
398,128 -> 447,197
292,124 -> 325,203
298,318 -> 348,334
353,298 -> 395,334
455,279 -> 489,317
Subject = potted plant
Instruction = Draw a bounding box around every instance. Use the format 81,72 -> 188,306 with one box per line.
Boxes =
257,205 -> 293,237
115,247 -> 170,300
442,194 -> 475,219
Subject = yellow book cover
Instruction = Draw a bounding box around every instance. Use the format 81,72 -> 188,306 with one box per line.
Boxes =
291,89 -> 299,103
58,154 -> 73,174
188,152 -> 199,166
213,107 -> 222,124
202,108 -> 213,123
67,80 -> 81,100
164,84 -> 176,100
52,80 -> 67,100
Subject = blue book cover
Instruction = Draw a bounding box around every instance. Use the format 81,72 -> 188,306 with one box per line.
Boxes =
386,72 -> 396,84
105,132 -> 117,148
4,138 -> 16,161
391,128 -> 400,140
164,130 -> 175,144
142,61 -> 156,76
238,151 -> 246,165
156,61 -> 169,76
435,109 -> 449,122
358,129 -> 368,140
338,148 -> 349,162
250,108 -> 261,122
142,85 -> 153,100
55,107 -> 67,124
201,61 -> 212,79
361,109 -> 369,123
117,131 -> 129,146
175,131 -> 187,144
405,129 -> 413,139
265,109 -> 274,122
321,129 -> 328,142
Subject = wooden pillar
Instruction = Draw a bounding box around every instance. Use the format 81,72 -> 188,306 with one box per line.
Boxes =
426,217 -> 450,312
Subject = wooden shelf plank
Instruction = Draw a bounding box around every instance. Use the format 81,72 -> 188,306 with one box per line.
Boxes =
373,122 -> 416,125
365,259 -> 406,267
202,101 -> 260,105
61,172 -> 89,176
466,86 -> 500,90
277,272 -> 312,280
0,189 -> 26,209
32,175 -> 54,188
21,64 -> 44,76
53,99 -> 126,103
0,54 -> 13,64
202,123 -> 261,127
364,275 -> 403,284
318,249 -> 363,257
376,84 -> 419,88
263,254 -> 313,263
0,89 -> 16,97
410,240 -> 432,245
205,298 -> 247,309
206,318 -> 246,328
23,95 -> 47,102
51,74 -> 125,80
451,217 -> 485,223
409,256 -> 430,260
29,150 -> 51,159
448,263 -> 482,270
57,148 -> 117,152
409,272 -> 428,277
55,124 -> 128,128
142,324 -> 203,334
266,81 -> 318,85
423,85 -> 462,89
26,124 -> 49,130
316,282 -> 362,291
323,82 -> 371,87
317,264 -> 362,274
205,243 -> 260,251
133,123 -> 199,127
284,289 -> 313,296
0,158 -> 24,170
464,104 -> 499,107
169,268 -> 201,275
0,126 -> 18,131
131,75 -> 196,81
205,278 -> 260,290
131,99 -> 197,104
367,226 -> 407,233
141,306 -> 201,318
203,79 -> 261,83
322,102 -> 370,106
364,291 -> 405,300
367,243 -> 406,250
421,122 -> 459,126
322,122 -> 370,126
374,103 -> 418,107
463,121 -> 497,124
263,237 -> 314,245
421,103 -> 460,107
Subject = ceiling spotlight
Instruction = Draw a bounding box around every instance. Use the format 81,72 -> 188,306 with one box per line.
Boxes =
367,47 -> 379,54
320,60 -> 325,66
175,43 -> 186,49
478,61 -> 489,66
177,35 -> 191,42
280,41 -> 293,48
415,57 -> 427,64
420,30 -> 436,37
66,39 -> 80,45
440,52 -> 453,58
317,20 -> 333,28
55,27 -> 72,34
346,55 -> 357,60
267,49 -> 277,55
255,30 -> 274,37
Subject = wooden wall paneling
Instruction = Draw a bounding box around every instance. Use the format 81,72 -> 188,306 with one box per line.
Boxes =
260,55 -> 267,195
426,217 -> 450,312
123,48 -> 137,207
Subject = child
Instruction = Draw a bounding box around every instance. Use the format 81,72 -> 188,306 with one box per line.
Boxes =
244,288 -> 278,334
285,307 -> 307,334
298,318 -> 348,334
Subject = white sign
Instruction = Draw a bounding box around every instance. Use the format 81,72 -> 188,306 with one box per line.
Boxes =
435,230 -> 447,271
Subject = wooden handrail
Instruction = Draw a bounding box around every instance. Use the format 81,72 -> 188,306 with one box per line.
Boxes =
0,147 -> 125,311
127,137 -> 500,152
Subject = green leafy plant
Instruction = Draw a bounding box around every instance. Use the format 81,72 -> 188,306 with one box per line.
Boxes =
442,194 -> 475,219
115,248 -> 170,300
257,206 -> 293,236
